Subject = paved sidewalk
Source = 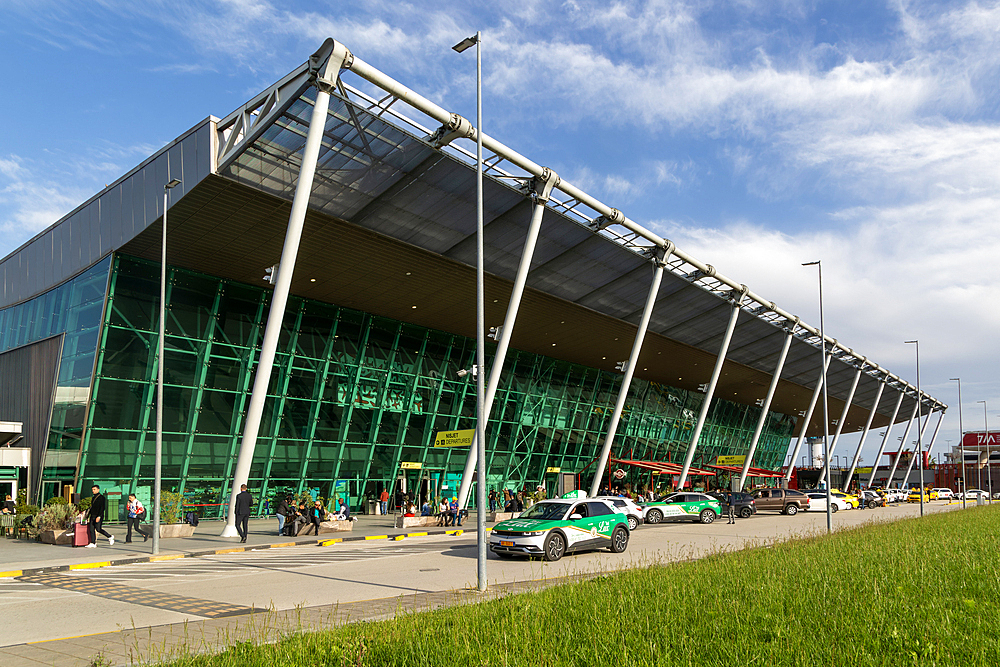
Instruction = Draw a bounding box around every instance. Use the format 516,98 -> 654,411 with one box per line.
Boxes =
4,570 -> 594,667
0,513 -> 477,577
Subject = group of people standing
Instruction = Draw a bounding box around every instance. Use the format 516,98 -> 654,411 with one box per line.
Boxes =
273,493 -> 351,537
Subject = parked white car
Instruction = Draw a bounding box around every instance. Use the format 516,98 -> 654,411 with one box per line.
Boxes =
595,496 -> 644,531
961,489 -> 989,500
885,489 -> 909,503
931,488 -> 953,500
804,492 -> 849,513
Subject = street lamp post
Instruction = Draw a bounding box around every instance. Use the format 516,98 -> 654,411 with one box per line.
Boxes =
154,178 -> 182,555
978,400 -> 992,504
905,340 -> 923,517
803,260 -> 832,534
949,378 -> 966,508
453,31 -> 487,593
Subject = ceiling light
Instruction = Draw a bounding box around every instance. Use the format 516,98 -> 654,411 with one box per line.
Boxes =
310,278 -> 316,282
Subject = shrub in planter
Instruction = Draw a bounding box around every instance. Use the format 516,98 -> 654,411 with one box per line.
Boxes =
29,502 -> 78,540
160,491 -> 184,525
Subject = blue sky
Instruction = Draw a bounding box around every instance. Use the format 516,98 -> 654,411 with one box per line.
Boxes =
1,0 -> 998,466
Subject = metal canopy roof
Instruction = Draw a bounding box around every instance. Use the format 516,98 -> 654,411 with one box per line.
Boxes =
19,37 -> 944,441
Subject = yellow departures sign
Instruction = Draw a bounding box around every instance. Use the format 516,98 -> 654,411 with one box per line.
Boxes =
433,429 -> 475,448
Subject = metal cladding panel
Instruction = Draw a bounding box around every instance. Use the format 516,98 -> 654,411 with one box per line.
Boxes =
0,119 -> 212,309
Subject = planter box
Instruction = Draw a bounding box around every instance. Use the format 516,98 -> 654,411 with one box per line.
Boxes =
39,528 -> 74,545
159,523 -> 196,538
394,515 -> 445,529
295,520 -> 354,536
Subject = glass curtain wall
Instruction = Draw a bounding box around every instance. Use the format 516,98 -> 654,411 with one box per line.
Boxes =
79,254 -> 796,517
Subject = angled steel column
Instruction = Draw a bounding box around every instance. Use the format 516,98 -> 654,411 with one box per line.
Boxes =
677,294 -> 744,490
844,379 -> 885,489
867,390 -> 904,489
827,367 -> 862,459
738,327 -> 793,489
900,405 -> 935,490
884,401 -> 920,489
589,251 -> 671,497
221,43 -> 350,537
456,169 -> 560,509
783,356 -> 831,482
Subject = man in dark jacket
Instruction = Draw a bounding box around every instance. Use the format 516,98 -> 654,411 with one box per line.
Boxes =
234,484 -> 252,543
275,494 -> 292,536
86,485 -> 114,548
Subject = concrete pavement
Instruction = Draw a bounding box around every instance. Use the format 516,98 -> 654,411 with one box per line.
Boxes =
0,501 -> 970,666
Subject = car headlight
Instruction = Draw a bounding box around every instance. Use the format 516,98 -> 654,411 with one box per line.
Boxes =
517,531 -> 547,537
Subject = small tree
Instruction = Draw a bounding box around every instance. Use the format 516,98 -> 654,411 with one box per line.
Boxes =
160,491 -> 184,524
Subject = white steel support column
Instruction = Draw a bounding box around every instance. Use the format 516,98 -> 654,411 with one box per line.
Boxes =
884,401 -> 920,489
783,357 -> 831,482
867,391 -> 904,490
456,170 -> 560,509
677,295 -> 744,490
738,328 -> 793,490
844,379 -> 885,489
901,406 -> 935,490
221,44 -> 349,537
827,367 -> 862,460
589,251 -> 671,497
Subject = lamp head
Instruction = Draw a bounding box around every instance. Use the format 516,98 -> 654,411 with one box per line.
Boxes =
452,35 -> 479,53
165,178 -> 181,190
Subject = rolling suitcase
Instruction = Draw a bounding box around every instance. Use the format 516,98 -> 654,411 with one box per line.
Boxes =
73,522 -> 89,547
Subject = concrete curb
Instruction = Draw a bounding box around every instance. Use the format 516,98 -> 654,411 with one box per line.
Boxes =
5,527 -> 477,579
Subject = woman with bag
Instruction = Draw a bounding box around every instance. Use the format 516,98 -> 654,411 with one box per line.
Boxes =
126,493 -> 150,543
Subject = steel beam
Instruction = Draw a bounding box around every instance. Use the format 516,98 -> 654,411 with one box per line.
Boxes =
867,390 -> 905,490
884,401 -> 920,489
843,380 -> 885,489
677,296 -> 743,489
222,43 -> 350,537
589,254 -> 669,497
738,328 -> 793,489
456,170 -> 559,509
827,367 -> 862,459
900,406 -> 935,490
783,356 -> 831,482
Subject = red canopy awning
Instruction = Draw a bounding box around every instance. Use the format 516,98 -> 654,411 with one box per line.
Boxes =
610,458 -> 717,476
705,464 -> 783,478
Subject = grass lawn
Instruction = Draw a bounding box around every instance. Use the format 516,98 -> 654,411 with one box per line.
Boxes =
163,506 -> 1000,666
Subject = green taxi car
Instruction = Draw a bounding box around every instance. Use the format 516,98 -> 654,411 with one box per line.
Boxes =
640,492 -> 722,524
489,498 -> 630,561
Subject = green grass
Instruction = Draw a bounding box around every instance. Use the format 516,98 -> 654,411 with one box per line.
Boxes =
162,507 -> 1000,666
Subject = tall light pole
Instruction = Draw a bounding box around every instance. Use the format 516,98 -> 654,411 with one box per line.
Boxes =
154,178 -> 181,555
950,378 -> 966,509
978,400 -> 992,504
453,31 -> 486,592
803,260 -> 832,534
904,341 -> 924,517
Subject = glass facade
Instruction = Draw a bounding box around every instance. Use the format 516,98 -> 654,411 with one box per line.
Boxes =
75,254 -> 795,516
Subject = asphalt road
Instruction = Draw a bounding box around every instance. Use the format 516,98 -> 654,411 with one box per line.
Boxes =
0,501 -> 961,648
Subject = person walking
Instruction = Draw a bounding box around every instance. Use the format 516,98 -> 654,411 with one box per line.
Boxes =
379,488 -> 389,516
234,484 -> 253,543
727,492 -> 737,524
125,493 -> 149,543
86,485 -> 114,548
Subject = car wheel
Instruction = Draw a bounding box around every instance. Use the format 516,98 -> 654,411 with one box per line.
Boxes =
610,526 -> 629,553
646,509 -> 663,524
785,504 -> 798,516
739,507 -> 753,518
831,504 -> 838,513
543,531 -> 565,562
867,500 -> 877,509
699,509 -> 717,524
627,515 -> 639,531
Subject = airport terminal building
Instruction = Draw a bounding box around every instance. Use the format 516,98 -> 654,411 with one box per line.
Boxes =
0,39 -> 944,516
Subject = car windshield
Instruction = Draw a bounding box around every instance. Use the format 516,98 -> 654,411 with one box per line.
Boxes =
518,503 -> 569,520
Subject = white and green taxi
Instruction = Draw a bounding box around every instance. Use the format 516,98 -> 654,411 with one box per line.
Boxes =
640,492 -> 722,524
489,498 -> 630,561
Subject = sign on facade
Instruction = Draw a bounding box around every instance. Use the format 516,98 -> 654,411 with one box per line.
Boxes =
545,467 -> 561,473
400,462 -> 422,470
716,455 -> 746,466
433,429 -> 475,448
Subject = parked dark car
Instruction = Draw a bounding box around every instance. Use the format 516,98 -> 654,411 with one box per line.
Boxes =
707,491 -> 757,518
750,488 -> 810,515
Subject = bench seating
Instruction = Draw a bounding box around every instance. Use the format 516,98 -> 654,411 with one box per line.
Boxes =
295,520 -> 354,536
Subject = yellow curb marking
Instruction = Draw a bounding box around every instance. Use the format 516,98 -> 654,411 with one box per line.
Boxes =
69,561 -> 111,570
365,535 -> 388,541
0,570 -> 23,578
393,535 -> 405,541
149,554 -> 184,562
319,538 -> 342,547
214,548 -> 246,555
406,532 -> 428,537
28,630 -> 110,644
270,542 -> 297,548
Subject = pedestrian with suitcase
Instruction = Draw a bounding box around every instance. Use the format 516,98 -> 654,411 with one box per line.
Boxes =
86,485 -> 114,548
125,493 -> 149,543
